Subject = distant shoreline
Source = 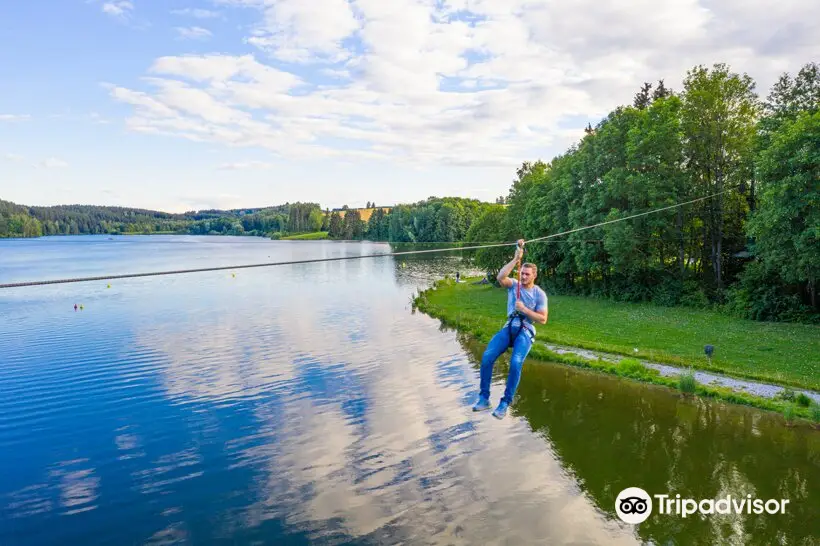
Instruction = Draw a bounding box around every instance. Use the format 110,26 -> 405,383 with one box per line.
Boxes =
0,232 -> 400,244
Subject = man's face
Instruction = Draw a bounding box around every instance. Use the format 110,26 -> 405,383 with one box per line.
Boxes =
520,266 -> 536,285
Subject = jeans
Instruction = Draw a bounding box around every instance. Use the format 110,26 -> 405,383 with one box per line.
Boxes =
479,322 -> 534,405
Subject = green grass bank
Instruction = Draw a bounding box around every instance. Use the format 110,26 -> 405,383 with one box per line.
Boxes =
279,231 -> 329,240
414,277 -> 820,425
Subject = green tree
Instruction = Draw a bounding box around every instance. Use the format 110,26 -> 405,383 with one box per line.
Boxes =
342,209 -> 365,239
466,205 -> 518,276
366,208 -> 389,240
651,79 -> 671,101
755,62 -> 820,210
763,62 -> 819,124
633,82 -> 652,109
308,208 -> 324,232
513,155 -> 577,292
328,212 -> 343,239
624,95 -> 689,302
746,110 -> 819,311
388,205 -> 414,242
681,63 -> 760,297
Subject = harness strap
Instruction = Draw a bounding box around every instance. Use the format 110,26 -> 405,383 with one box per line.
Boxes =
505,311 -> 534,347
507,240 -> 529,347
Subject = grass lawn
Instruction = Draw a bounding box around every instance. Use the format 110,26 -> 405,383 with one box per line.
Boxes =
280,231 -> 329,240
416,278 -> 820,392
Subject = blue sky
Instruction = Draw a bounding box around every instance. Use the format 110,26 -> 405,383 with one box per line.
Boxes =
1,0 -> 817,213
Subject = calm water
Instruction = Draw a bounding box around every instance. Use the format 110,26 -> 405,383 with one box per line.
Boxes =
0,235 -> 817,546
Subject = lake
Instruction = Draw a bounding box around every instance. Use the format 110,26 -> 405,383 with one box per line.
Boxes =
0,235 -> 817,545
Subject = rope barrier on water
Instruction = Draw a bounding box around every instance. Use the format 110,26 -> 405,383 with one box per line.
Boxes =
0,243 -> 513,289
0,186 -> 738,289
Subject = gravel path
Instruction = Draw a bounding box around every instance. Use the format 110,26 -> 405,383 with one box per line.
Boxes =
543,343 -> 820,404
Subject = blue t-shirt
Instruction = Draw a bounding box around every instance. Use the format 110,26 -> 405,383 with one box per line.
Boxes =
506,279 -> 548,336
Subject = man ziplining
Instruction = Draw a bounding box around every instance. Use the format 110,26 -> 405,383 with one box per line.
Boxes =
472,239 -> 548,419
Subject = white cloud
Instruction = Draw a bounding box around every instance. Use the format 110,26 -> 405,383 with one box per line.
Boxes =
0,114 -> 31,122
101,0 -> 133,19
171,8 -> 220,19
149,54 -> 297,87
3,153 -> 24,162
41,158 -> 69,169
110,0 -> 820,168
175,26 -> 213,41
246,0 -> 360,63
105,83 -> 178,118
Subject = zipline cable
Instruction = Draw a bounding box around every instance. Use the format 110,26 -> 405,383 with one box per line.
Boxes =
525,186 -> 738,244
0,185 -> 738,290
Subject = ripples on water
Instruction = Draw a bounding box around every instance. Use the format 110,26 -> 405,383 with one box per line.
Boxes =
0,236 -> 817,545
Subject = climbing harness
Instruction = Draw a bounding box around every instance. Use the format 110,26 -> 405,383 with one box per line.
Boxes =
504,241 -> 534,348
505,314 -> 533,348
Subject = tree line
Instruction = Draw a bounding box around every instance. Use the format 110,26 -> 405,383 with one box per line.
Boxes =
0,201 -> 326,238
1,196 -> 497,243
0,201 -> 191,237
325,197 -> 496,242
468,62 -> 818,323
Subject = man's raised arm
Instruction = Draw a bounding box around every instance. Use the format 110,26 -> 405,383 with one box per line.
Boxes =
497,240 -> 524,288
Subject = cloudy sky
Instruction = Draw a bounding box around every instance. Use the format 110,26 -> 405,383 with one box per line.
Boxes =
0,0 -> 817,212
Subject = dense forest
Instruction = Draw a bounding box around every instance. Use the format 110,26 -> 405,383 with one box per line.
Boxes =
0,201 -> 190,237
0,200 -> 326,238
325,197 -> 495,242
467,62 -> 818,323
187,202 -> 324,237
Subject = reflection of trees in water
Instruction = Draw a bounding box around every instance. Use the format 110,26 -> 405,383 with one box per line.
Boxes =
455,333 -> 820,546
387,243 -> 485,287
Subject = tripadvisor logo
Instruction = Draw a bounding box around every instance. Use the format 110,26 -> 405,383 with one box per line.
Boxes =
615,487 -> 790,524
616,487 -> 653,524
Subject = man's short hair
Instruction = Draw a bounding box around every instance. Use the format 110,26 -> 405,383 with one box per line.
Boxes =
522,262 -> 538,274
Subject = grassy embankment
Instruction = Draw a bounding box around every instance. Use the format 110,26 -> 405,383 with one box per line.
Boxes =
279,231 -> 329,240
414,277 -> 820,425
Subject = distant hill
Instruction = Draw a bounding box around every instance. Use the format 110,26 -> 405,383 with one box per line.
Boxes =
0,199 -> 325,238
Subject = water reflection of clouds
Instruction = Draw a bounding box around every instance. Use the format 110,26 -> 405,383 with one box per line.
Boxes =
240,349 -> 637,544
136,314 -> 291,403
106,238 -> 634,544
5,459 -> 100,520
131,269 -> 638,544
54,466 -> 99,516
132,448 -> 205,496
